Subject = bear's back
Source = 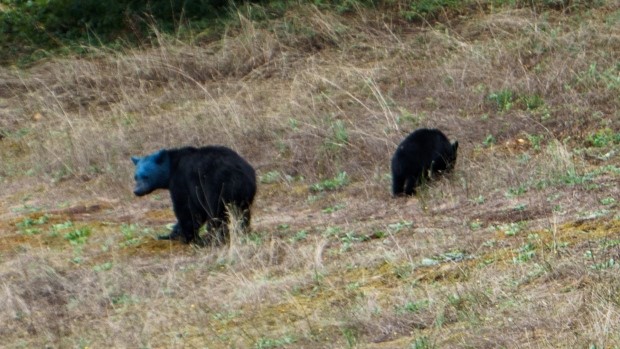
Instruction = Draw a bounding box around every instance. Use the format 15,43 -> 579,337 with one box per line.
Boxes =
397,128 -> 450,162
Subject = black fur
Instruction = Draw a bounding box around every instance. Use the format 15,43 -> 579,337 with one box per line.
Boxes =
134,146 -> 256,244
391,128 -> 458,196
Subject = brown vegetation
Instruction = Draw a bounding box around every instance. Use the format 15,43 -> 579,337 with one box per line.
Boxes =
1,2 -> 619,348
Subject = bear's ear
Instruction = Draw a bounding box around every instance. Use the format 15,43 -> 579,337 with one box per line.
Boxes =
153,149 -> 167,164
131,156 -> 141,165
452,141 -> 459,153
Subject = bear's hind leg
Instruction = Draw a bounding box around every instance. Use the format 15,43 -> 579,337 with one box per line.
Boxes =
203,219 -> 228,246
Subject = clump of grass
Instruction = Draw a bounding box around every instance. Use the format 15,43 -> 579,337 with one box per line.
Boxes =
310,171 -> 349,192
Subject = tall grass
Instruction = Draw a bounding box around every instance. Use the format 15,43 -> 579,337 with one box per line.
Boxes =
1,2 -> 619,347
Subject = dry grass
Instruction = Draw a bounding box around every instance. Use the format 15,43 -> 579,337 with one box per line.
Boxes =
1,1 -> 620,348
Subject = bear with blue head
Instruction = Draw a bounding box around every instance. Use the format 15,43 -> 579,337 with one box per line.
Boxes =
131,146 -> 257,244
391,128 -> 458,196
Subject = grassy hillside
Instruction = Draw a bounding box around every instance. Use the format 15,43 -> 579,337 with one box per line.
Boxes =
1,1 -> 619,348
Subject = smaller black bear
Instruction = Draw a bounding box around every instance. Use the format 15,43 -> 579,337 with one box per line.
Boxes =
131,146 -> 257,244
391,128 -> 458,196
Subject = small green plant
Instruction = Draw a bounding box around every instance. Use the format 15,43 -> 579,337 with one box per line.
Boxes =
422,250 -> 471,266
242,232 -> 263,245
471,195 -> 485,204
482,239 -> 496,248
16,215 -> 50,235
324,119 -> 349,152
16,214 -> 49,228
388,220 -> 413,233
469,220 -> 482,231
506,184 -> 528,198
396,300 -> 429,314
310,171 -> 349,192
488,89 -> 514,112
526,133 -> 544,151
340,231 -> 364,252
513,242 -> 536,263
600,197 -> 616,206
259,170 -> 281,184
585,249 -> 617,270
64,227 -> 91,245
498,222 -> 526,236
575,63 -> 620,91
255,335 -> 295,349
322,203 -> 346,213
16,215 -> 48,235
341,327 -> 358,348
591,258 -> 616,270
119,224 -> 145,247
402,0 -> 461,21
288,118 -> 299,130
587,128 -> 620,148
521,94 -> 545,110
397,107 -> 425,126
323,226 -> 343,237
411,336 -> 434,349
513,203 -> 527,211
289,229 -> 308,243
482,134 -> 496,147
93,261 -> 113,272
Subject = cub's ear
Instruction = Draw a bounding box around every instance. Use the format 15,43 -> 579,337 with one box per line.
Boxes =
452,141 -> 459,153
131,156 -> 141,165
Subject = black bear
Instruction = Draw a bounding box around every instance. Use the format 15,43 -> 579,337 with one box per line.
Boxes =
131,146 -> 257,244
391,128 -> 458,196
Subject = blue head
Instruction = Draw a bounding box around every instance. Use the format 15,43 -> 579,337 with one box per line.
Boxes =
131,149 -> 171,196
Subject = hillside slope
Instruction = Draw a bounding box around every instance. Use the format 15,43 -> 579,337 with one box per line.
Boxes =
1,2 -> 619,348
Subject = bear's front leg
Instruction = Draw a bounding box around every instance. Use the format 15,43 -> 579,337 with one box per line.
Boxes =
175,218 -> 202,243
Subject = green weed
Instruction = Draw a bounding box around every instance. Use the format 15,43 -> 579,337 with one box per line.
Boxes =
388,220 -> 413,233
324,119 -> 349,153
289,229 -> 308,243
340,231 -> 364,252
521,94 -> 545,110
506,184 -> 528,198
341,327 -> 358,348
587,128 -> 620,148
401,0 -> 461,21
259,170 -> 281,184
16,215 -> 49,235
411,336 -> 434,349
498,222 -> 526,237
526,133 -> 544,151
471,195 -> 485,204
64,227 -> 91,245
322,203 -> 346,213
16,214 -> 48,228
469,220 -> 483,231
482,134 -> 496,147
488,89 -> 514,112
310,171 -> 349,192
93,261 -> 113,272
396,299 -> 430,315
119,224 -> 145,247
600,197 -> 616,206
513,242 -> 536,264
255,335 -> 295,349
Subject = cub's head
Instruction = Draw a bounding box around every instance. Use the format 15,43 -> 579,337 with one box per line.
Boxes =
447,141 -> 459,170
131,149 -> 170,196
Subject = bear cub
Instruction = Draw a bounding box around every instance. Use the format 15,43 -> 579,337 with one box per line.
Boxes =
131,146 -> 257,244
391,128 -> 458,196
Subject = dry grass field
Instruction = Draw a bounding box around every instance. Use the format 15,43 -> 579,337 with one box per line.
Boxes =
1,1 -> 619,348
